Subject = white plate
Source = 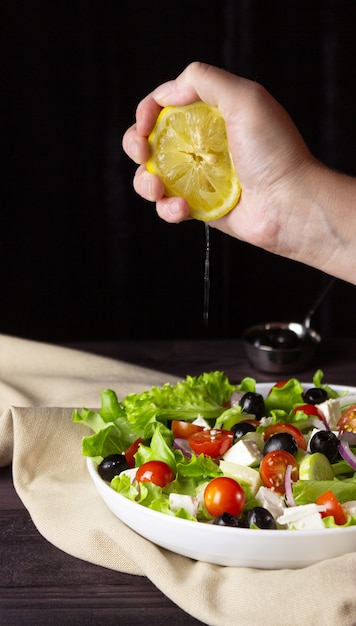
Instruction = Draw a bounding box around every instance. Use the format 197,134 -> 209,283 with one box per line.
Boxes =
86,383 -> 356,569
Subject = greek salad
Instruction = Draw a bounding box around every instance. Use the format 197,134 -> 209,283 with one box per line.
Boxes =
73,370 -> 356,530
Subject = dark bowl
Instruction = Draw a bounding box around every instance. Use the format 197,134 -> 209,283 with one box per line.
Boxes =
242,321 -> 321,374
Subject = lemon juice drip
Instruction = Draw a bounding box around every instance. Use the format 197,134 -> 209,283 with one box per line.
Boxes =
203,223 -> 210,327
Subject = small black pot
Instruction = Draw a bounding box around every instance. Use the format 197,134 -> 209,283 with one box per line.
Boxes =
242,321 -> 321,374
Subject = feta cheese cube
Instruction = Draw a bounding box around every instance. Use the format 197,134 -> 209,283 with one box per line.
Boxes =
256,486 -> 286,519
277,503 -> 326,530
169,493 -> 199,517
223,439 -> 262,467
317,398 -> 341,429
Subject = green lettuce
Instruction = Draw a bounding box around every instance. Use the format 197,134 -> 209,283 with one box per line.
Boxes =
293,475 -> 356,504
73,370 -> 237,458
264,378 -> 305,414
313,369 -> 341,399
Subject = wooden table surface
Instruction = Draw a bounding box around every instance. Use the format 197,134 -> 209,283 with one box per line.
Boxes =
1,337 -> 356,625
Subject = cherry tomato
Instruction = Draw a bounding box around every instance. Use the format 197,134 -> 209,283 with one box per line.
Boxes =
293,403 -> 326,424
135,460 -> 175,487
188,429 -> 234,459
316,490 -> 347,525
260,450 -> 298,494
171,420 -> 204,439
124,438 -> 144,468
263,423 -> 307,450
204,477 -> 246,517
337,404 -> 356,433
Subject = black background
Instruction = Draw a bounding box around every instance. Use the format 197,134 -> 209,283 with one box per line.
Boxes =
1,0 -> 356,343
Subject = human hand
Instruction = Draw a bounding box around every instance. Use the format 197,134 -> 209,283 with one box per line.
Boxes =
122,62 -> 356,282
123,63 -> 313,239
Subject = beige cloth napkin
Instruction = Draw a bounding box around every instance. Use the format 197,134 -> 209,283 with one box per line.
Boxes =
1,333 -> 356,626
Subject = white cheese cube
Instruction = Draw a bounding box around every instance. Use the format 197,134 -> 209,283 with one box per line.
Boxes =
277,503 -> 326,530
256,486 -> 286,519
290,513 -> 326,530
317,398 -> 341,429
223,439 -> 262,467
169,493 -> 199,517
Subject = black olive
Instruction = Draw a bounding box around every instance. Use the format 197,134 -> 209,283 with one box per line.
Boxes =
303,387 -> 328,405
245,506 -> 277,530
212,512 -> 243,527
239,391 -> 265,420
309,430 -> 340,462
98,454 -> 129,481
263,432 -> 298,456
231,421 -> 257,440
254,328 -> 300,350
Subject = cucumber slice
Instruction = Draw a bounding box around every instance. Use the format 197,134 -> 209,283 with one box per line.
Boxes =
219,460 -> 262,495
299,452 -> 335,481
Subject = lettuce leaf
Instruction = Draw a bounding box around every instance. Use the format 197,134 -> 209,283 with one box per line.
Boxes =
72,389 -> 142,457
313,369 -> 340,399
264,378 -> 304,414
121,371 -> 237,430
322,514 -> 356,528
73,371 -> 237,458
293,475 -> 356,504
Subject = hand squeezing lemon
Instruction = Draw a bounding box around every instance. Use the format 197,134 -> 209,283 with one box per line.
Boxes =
146,102 -> 241,221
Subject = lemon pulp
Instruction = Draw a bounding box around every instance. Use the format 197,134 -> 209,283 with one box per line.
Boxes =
146,102 -> 241,221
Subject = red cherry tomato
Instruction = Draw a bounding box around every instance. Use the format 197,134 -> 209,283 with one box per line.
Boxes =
316,490 -> 347,525
293,403 -> 326,424
263,423 -> 307,450
204,477 -> 246,517
260,450 -> 298,494
188,429 -> 234,459
124,438 -> 145,468
135,460 -> 175,487
171,420 -> 204,439
337,404 -> 356,433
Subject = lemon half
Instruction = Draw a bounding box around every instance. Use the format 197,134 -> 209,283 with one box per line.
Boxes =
146,102 -> 241,221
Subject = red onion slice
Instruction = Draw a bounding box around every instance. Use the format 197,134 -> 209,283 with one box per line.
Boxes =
339,431 -> 356,445
173,438 -> 193,458
339,434 -> 356,470
230,391 -> 244,406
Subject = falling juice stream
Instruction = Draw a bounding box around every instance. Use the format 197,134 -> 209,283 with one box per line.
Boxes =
203,223 -> 210,328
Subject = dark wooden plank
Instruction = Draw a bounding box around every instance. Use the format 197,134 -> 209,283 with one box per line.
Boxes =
0,468 -> 204,625
64,337 -> 356,386
0,466 -> 24,510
